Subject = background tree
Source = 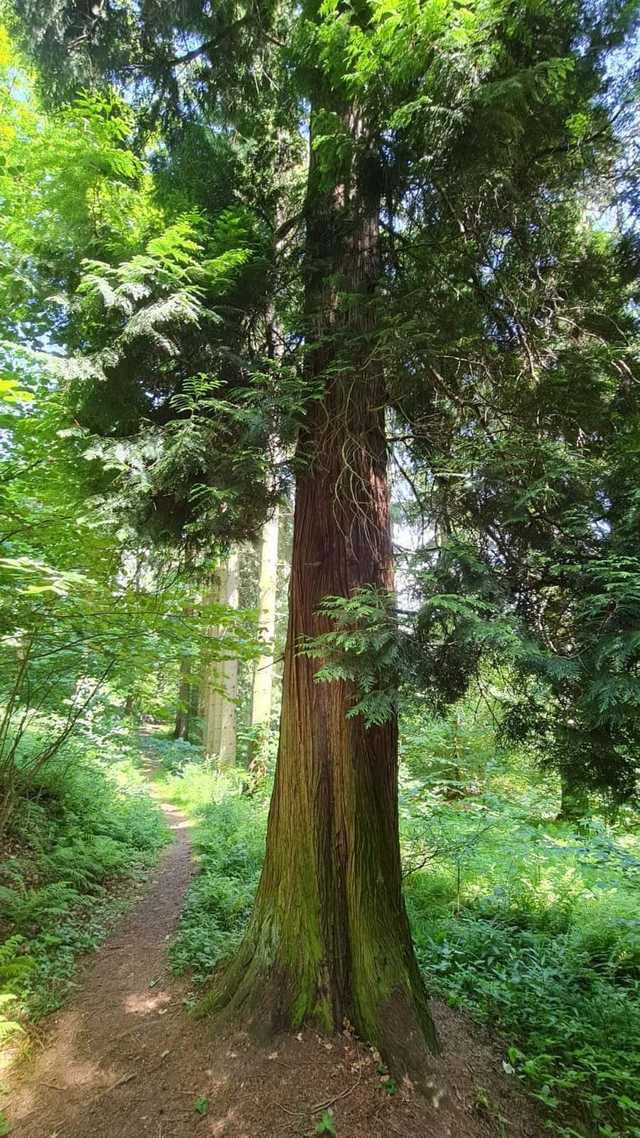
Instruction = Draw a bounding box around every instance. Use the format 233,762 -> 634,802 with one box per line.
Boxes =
0,36 -> 260,829
250,511 -> 280,736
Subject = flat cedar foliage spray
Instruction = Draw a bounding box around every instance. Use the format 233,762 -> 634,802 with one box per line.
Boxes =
9,0 -> 640,1080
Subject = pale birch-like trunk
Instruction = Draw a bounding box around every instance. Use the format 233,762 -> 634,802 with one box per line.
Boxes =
202,574 -> 223,759
250,508 -> 279,730
218,550 -> 239,768
202,554 -> 240,766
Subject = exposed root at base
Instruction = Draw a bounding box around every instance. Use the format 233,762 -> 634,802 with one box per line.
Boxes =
198,952 -> 441,1096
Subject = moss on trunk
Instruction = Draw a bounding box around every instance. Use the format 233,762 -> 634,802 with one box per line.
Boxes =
201,101 -> 438,1082
202,381 -> 438,1077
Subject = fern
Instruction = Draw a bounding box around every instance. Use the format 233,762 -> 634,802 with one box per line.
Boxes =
0,993 -> 24,1043
0,883 -> 82,933
0,935 -> 34,989
302,588 -> 403,726
0,936 -> 31,1043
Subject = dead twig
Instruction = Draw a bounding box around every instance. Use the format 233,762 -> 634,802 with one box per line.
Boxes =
277,1075 -> 362,1122
99,1018 -> 162,1053
87,1071 -> 137,1103
310,1075 -> 362,1113
277,1101 -> 301,1117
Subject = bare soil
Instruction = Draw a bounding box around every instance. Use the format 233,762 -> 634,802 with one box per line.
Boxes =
4,796 -> 546,1138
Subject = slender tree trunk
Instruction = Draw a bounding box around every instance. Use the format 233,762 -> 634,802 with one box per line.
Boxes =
204,110 -> 437,1079
202,574 -> 224,759
124,548 -> 143,721
558,770 -> 589,823
202,677 -> 222,757
174,657 -> 193,740
202,555 -> 239,766
250,508 -> 279,730
189,675 -> 200,730
218,551 -> 239,768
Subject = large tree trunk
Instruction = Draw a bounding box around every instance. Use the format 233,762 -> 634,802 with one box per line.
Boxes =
204,110 -> 437,1079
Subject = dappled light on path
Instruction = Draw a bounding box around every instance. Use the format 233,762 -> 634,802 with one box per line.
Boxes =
123,987 -> 172,1015
5,785 -> 545,1138
4,796 -> 230,1137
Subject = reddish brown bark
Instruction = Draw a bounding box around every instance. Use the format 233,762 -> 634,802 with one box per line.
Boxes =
203,109 -> 437,1079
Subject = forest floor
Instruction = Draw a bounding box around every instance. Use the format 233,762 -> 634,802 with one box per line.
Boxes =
5,774 -> 546,1138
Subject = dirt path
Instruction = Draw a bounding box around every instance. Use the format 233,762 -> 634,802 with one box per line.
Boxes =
6,787 -> 546,1138
6,799 -> 218,1137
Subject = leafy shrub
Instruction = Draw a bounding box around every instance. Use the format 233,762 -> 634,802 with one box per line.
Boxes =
0,722 -> 169,1026
409,907 -> 640,1136
401,737 -> 640,1138
162,779 -> 267,983
143,734 -> 204,774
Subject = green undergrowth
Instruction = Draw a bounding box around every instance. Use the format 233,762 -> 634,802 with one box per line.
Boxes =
399,718 -> 640,1138
168,793 -> 266,982
0,722 -> 169,1045
151,736 -> 267,984
403,794 -> 640,1138
153,727 -> 640,1138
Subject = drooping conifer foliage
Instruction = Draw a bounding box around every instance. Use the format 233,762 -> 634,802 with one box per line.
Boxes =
6,0 -> 640,1079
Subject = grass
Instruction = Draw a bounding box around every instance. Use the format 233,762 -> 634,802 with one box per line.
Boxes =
0,720 -> 169,1048
152,719 -> 640,1138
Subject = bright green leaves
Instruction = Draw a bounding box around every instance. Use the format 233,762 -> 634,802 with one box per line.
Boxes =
315,1108 -> 337,1135
304,0 -> 586,222
563,557 -> 640,733
0,556 -> 94,598
75,217 -> 212,363
311,0 -> 487,99
311,109 -> 355,188
0,27 -> 156,340
308,0 -> 516,134
194,1095 -> 209,1116
62,198 -> 278,546
0,375 -> 31,408
0,23 -> 11,68
0,15 -> 282,559
302,588 -> 402,726
566,110 -> 592,143
477,55 -> 576,112
79,216 -> 207,304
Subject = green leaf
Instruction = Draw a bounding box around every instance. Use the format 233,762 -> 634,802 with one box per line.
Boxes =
315,1109 -> 337,1135
194,1096 -> 209,1116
